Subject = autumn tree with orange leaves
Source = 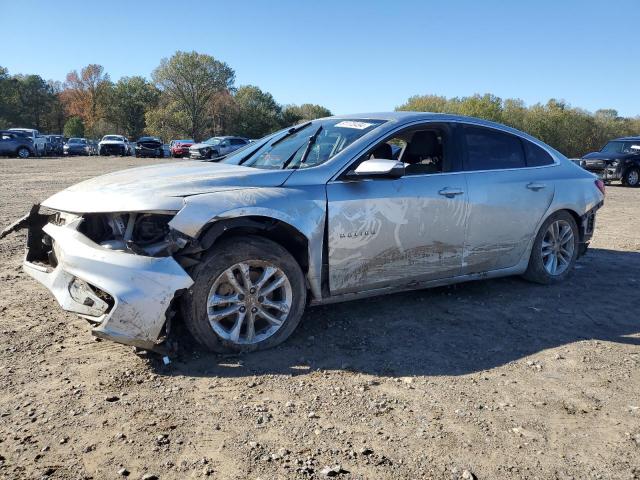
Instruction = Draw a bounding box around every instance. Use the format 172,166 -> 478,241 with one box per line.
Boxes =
60,64 -> 112,135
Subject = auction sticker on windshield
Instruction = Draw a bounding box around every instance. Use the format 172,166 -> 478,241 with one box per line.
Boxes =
334,121 -> 375,130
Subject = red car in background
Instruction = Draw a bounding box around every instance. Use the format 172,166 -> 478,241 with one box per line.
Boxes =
169,139 -> 194,158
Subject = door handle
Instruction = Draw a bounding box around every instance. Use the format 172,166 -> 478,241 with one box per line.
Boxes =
438,187 -> 464,198
526,182 -> 546,191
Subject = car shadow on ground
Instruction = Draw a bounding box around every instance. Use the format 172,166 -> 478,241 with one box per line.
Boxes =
158,248 -> 640,378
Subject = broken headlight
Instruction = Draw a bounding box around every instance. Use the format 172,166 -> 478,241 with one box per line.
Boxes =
80,213 -> 185,256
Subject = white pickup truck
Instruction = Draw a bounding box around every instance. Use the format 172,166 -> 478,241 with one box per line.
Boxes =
8,128 -> 47,157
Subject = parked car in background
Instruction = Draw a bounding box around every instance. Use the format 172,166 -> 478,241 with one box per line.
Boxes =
189,136 -> 249,160
170,139 -> 194,158
0,130 -> 35,158
3,113 -> 605,354
99,135 -> 129,156
86,140 -> 99,156
45,135 -> 64,156
581,136 -> 640,187
135,136 -> 164,158
163,144 -> 170,158
8,128 -> 46,156
64,138 -> 88,156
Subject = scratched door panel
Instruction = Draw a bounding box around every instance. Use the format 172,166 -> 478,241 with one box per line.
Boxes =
462,168 -> 555,274
326,174 -> 468,295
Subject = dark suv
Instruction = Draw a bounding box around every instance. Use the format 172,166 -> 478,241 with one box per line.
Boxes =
581,137 -> 640,187
0,130 -> 35,158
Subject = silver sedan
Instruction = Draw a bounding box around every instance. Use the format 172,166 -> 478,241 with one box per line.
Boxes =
2,113 -> 604,353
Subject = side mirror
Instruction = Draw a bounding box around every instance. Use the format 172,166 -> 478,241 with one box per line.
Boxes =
350,159 -> 405,179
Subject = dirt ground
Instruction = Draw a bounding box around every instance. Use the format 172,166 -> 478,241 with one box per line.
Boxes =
0,156 -> 638,480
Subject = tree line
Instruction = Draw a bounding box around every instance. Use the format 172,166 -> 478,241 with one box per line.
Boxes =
397,94 -> 640,158
0,51 -> 331,142
2,52 -> 638,156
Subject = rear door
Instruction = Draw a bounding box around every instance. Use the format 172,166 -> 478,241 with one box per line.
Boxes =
459,124 -> 556,274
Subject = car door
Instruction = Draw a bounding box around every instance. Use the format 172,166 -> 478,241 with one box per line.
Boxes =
0,133 -> 11,155
459,124 -> 556,274
326,123 -> 468,295
218,140 -> 232,155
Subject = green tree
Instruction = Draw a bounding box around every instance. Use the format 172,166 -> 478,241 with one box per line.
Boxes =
14,74 -> 56,129
281,103 -> 332,126
106,76 -> 159,139
42,81 -> 67,134
152,51 -> 235,141
396,94 -> 449,113
231,85 -> 282,138
64,116 -> 85,138
0,66 -> 18,126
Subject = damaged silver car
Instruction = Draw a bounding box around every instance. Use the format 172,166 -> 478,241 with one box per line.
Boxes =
1,113 -> 605,353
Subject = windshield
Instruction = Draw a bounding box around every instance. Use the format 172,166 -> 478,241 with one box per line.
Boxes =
222,119 -> 386,170
204,137 -> 222,145
68,138 -> 85,144
103,135 -> 122,141
601,141 -> 640,154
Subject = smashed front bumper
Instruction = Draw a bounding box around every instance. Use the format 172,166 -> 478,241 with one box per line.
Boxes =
584,166 -> 620,181
16,208 -> 194,351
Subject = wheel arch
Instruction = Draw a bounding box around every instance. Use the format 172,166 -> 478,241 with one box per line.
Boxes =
196,216 -> 310,275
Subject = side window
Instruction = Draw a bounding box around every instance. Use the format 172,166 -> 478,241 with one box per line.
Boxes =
463,126 -> 525,170
230,139 -> 246,146
523,140 -> 554,167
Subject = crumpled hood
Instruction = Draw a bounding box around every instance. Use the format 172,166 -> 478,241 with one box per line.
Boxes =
189,142 -> 213,150
582,151 -> 635,162
42,161 -> 293,213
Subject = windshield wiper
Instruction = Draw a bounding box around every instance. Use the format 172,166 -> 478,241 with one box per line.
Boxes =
270,122 -> 312,147
293,125 -> 323,169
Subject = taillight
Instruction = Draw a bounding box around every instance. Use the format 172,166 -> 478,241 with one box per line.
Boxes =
595,179 -> 605,196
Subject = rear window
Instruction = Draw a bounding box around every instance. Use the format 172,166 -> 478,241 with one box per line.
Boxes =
463,126 -> 525,170
523,140 -> 554,167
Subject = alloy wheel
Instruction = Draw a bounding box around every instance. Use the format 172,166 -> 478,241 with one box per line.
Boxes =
541,219 -> 575,275
207,260 -> 292,345
628,169 -> 639,186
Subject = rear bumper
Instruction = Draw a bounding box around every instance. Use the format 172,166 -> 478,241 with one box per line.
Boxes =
577,200 -> 603,257
21,210 -> 193,351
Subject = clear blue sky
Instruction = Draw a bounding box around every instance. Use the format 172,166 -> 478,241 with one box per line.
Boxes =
5,0 -> 639,117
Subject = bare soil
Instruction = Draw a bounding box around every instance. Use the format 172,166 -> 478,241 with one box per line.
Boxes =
0,156 -> 639,480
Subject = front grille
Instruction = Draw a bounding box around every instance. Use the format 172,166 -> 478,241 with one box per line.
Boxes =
585,160 -> 605,168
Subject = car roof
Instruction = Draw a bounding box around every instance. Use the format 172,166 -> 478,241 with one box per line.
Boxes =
611,136 -> 640,142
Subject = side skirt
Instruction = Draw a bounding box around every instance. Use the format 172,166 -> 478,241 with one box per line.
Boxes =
309,264 -> 526,306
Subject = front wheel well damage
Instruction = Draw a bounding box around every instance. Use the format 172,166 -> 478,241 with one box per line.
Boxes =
174,216 -> 310,275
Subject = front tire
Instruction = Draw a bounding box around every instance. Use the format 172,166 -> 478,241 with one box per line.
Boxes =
622,167 -> 640,187
523,211 -> 579,285
182,235 -> 307,353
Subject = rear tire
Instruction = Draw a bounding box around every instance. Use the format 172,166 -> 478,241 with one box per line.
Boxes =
182,235 -> 307,353
523,211 -> 579,285
17,147 -> 31,159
